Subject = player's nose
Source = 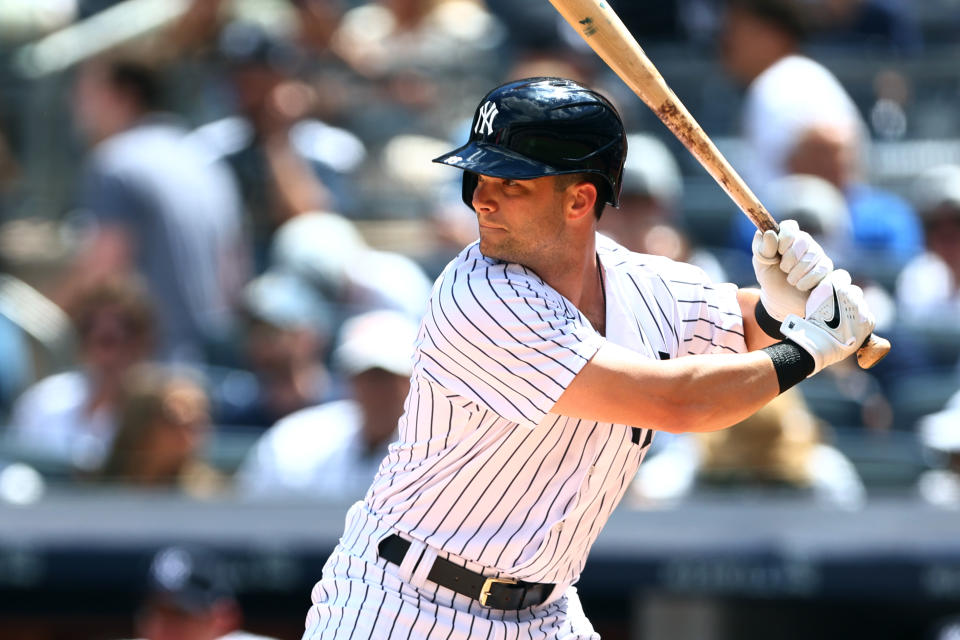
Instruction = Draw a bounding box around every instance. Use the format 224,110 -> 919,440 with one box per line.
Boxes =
471,177 -> 497,213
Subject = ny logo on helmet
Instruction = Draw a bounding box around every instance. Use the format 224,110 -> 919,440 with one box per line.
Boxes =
475,101 -> 499,136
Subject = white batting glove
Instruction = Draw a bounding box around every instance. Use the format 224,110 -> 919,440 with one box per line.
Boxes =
779,269 -> 876,375
752,219 -> 833,320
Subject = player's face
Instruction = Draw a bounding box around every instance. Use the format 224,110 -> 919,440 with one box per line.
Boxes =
471,174 -> 568,265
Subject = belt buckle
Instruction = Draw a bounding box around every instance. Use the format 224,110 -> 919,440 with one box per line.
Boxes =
479,576 -> 519,607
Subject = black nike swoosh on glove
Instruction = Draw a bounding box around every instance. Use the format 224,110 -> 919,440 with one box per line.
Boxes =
825,287 -> 841,329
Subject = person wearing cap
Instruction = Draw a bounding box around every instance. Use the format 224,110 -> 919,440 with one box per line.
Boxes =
131,545 -> 278,640
189,20 -> 366,271
895,164 -> 960,329
61,56 -> 248,364
268,211 -> 433,323
235,310 -> 418,500
213,271 -> 335,430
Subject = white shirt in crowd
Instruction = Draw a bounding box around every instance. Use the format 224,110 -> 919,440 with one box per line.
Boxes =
742,54 -> 866,200
6,371 -> 115,472
895,251 -> 960,328
236,400 -> 390,502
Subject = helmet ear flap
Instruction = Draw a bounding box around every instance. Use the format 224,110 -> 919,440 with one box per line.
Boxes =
461,172 -> 478,211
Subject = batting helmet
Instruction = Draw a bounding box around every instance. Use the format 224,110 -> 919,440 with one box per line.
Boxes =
433,77 -> 628,210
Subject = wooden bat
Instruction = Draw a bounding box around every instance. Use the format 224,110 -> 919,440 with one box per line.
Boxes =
548,0 -> 890,368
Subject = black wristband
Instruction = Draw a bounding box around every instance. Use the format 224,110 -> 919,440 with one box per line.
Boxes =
755,300 -> 785,340
762,340 -> 815,393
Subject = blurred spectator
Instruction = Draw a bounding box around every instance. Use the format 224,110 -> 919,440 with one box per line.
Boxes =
719,0 -> 867,207
213,271 -> 334,430
722,0 -> 920,272
191,20 -> 365,270
785,122 -> 922,272
61,57 -> 248,364
331,0 -> 502,79
632,390 -> 866,509
269,211 -> 432,322
481,0 -> 565,51
598,133 -> 727,283
98,364 -> 223,497
916,389 -> 960,509
896,164 -> 960,328
236,309 -> 417,500
5,277 -> 154,474
328,0 -> 503,144
130,545 -> 278,640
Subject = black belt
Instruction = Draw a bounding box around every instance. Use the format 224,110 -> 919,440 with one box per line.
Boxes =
377,534 -> 554,610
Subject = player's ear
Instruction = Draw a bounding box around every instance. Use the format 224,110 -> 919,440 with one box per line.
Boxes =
565,180 -> 598,222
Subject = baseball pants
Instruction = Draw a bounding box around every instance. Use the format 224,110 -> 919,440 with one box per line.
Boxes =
301,501 -> 600,640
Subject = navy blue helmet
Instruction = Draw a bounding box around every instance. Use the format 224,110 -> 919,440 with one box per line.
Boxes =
433,77 -> 628,210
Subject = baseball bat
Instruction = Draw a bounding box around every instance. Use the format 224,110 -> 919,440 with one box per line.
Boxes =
548,0 -> 890,369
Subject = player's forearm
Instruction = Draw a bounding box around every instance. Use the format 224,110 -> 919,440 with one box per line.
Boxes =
737,287 -> 779,351
553,342 -> 780,433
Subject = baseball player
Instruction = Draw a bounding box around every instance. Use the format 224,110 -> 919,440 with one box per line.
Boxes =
300,77 -> 875,639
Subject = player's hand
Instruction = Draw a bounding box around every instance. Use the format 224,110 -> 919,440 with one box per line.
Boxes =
779,269 -> 875,375
752,219 -> 833,320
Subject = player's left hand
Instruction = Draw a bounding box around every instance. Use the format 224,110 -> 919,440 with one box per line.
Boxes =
752,219 -> 833,320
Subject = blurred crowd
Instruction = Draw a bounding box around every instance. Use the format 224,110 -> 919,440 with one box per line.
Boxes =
0,0 -> 958,517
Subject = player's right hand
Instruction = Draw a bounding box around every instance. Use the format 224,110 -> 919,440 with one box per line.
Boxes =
778,269 -> 875,375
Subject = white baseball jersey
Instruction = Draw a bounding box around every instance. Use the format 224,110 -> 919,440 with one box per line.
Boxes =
302,233 -> 747,639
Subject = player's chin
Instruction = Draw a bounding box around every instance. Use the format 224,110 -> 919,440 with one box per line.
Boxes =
478,233 -> 512,261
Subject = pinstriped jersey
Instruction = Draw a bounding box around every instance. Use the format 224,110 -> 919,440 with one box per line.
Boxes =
363,233 -> 746,586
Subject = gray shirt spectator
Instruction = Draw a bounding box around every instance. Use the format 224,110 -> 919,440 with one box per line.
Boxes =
64,59 -> 249,363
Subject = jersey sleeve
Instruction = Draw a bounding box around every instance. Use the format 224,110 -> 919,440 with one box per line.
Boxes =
661,261 -> 747,357
416,258 -> 605,428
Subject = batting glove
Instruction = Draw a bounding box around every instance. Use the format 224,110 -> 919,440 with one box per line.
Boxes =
752,219 -> 833,321
779,269 -> 876,375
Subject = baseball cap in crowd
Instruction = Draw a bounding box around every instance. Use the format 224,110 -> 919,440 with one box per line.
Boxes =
269,211 -> 367,299
241,270 -> 333,333
765,173 -> 852,240
143,546 -> 234,614
332,310 -> 419,378
620,133 -> 682,206
911,164 -> 960,218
